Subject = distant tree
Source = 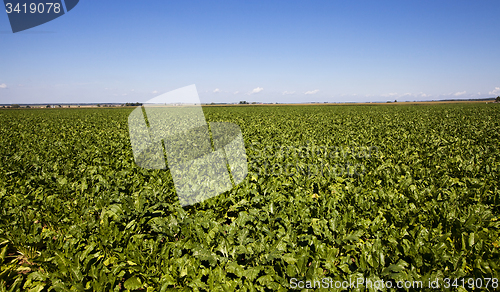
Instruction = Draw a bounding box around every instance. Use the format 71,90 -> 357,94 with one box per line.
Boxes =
46,104 -> 51,108
97,104 -> 100,107
125,102 -> 142,106
239,101 -> 248,104
11,104 -> 20,108
25,105 -> 31,108
394,100 -> 397,103
496,96 -> 500,102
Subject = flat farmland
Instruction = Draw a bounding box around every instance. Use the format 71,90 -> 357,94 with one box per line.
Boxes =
0,103 -> 499,291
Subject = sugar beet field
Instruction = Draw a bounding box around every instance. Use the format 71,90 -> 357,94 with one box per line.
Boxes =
0,103 -> 499,291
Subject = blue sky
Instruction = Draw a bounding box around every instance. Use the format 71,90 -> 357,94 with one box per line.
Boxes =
1,0 -> 499,104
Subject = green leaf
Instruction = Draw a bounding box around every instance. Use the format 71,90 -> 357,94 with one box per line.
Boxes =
282,255 -> 297,265
124,276 -> 143,290
469,232 -> 475,247
226,262 -> 244,277
243,267 -> 262,281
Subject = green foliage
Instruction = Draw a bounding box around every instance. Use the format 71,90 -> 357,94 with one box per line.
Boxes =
0,104 -> 499,290
125,102 -> 143,107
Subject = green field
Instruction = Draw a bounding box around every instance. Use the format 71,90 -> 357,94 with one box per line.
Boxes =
1,103 -> 499,291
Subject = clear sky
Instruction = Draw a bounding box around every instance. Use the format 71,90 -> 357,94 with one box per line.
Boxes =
1,0 -> 499,104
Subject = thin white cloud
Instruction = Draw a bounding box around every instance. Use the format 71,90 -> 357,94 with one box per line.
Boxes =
233,91 -> 239,94
305,89 -> 319,95
489,87 -> 500,95
453,91 -> 466,96
249,87 -> 263,94
282,91 -> 295,95
152,90 -> 158,94
0,83 -> 7,89
213,88 -> 220,93
131,89 -> 135,92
